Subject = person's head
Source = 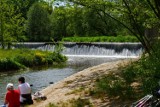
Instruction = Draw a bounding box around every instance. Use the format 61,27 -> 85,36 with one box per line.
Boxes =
18,76 -> 25,84
6,83 -> 14,91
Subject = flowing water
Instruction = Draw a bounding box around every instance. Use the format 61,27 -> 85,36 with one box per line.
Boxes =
0,42 -> 143,105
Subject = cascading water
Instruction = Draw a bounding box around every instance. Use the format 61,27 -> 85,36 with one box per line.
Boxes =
14,42 -> 143,67
0,42 -> 143,105
33,42 -> 143,58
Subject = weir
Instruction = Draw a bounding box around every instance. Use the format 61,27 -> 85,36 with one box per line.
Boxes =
0,42 -> 143,105
14,42 -> 143,58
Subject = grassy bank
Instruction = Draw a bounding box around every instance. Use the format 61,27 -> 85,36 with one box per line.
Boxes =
45,41 -> 160,107
0,49 -> 67,71
90,42 -> 160,102
63,35 -> 139,42
46,54 -> 160,106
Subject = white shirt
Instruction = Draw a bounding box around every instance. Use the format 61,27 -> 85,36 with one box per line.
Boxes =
18,82 -> 31,102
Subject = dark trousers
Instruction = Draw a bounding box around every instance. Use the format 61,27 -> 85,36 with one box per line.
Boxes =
20,94 -> 33,106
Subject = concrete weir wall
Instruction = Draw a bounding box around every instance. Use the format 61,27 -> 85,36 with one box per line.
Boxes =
14,42 -> 143,58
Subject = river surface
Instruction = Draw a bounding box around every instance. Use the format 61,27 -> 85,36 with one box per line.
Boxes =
0,56 -> 125,105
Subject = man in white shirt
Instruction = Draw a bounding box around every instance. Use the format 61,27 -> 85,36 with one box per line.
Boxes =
18,77 -> 33,105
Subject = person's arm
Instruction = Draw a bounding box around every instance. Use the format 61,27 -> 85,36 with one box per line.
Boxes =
4,93 -> 9,105
4,99 -> 8,105
18,85 -> 21,94
27,82 -> 32,93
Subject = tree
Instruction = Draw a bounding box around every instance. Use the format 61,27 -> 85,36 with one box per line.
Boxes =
50,6 -> 69,41
26,2 -> 51,41
12,0 -> 39,19
50,3 -> 122,39
0,0 -> 25,49
68,0 -> 160,54
83,7 -> 121,36
146,0 -> 160,20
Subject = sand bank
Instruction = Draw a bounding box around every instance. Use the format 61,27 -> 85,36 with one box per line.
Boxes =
29,59 -> 137,107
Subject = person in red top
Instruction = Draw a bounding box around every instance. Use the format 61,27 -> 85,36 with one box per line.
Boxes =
4,83 -> 20,107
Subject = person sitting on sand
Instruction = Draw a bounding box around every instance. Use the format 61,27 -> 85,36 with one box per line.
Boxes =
18,76 -> 33,105
4,83 -> 20,107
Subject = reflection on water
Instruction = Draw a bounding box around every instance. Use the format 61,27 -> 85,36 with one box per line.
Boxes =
0,56 -> 124,105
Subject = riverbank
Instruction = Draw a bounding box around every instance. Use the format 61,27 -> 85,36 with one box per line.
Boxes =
29,58 -> 138,107
0,49 -> 67,71
63,35 -> 138,42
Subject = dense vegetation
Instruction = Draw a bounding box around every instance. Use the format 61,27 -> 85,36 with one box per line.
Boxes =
89,41 -> 160,102
0,0 -> 160,105
1,0 -> 159,53
1,0 -> 154,43
63,35 -> 139,42
0,49 -> 67,71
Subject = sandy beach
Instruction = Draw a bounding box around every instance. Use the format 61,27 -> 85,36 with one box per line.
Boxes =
29,59 -> 137,107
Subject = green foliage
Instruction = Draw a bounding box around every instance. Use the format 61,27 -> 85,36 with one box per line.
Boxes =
12,0 -> 39,19
50,4 -> 125,40
0,49 -> 67,71
93,74 -> 135,99
0,0 -> 25,48
26,2 -> 51,41
122,41 -> 160,94
50,6 -> 69,41
47,103 -> 58,107
54,42 -> 65,54
92,41 -> 160,100
69,0 -> 160,54
63,35 -> 139,42
70,98 -> 93,107
0,58 -> 25,70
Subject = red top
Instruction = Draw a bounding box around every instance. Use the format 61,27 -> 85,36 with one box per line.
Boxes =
5,90 -> 20,107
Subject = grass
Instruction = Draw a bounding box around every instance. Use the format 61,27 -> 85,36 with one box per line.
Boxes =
0,49 -> 67,71
47,103 -> 58,107
47,98 -> 93,107
63,35 -> 139,42
89,41 -> 160,102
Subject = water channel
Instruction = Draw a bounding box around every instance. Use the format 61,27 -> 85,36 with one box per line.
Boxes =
0,42 -> 143,105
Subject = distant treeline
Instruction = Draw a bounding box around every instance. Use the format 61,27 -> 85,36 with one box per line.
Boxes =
0,0 -> 132,47
1,0 -> 159,53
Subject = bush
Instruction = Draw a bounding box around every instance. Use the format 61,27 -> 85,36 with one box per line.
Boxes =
34,52 -> 47,65
94,74 -> 134,98
0,49 -> 67,71
70,98 -> 93,107
47,103 -> 57,107
15,54 -> 34,67
92,74 -> 136,100
94,39 -> 160,100
0,58 -> 25,70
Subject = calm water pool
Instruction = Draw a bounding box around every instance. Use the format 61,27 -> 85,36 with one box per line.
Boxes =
0,56 -> 123,105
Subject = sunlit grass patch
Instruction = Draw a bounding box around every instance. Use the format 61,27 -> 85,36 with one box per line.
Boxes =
63,35 -> 138,42
0,49 -> 67,71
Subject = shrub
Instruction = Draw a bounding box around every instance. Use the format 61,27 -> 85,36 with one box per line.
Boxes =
70,98 -> 93,107
0,58 -> 25,70
15,54 -> 34,67
47,103 -> 57,107
34,52 -> 46,65
0,49 -> 67,71
93,73 -> 135,99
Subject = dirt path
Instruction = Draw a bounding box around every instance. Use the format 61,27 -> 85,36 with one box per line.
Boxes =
29,59 -> 137,107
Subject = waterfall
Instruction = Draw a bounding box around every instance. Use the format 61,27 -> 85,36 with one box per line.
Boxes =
16,42 -> 143,58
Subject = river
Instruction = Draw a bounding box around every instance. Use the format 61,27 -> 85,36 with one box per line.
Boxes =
0,56 -> 124,105
0,42 -> 143,104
